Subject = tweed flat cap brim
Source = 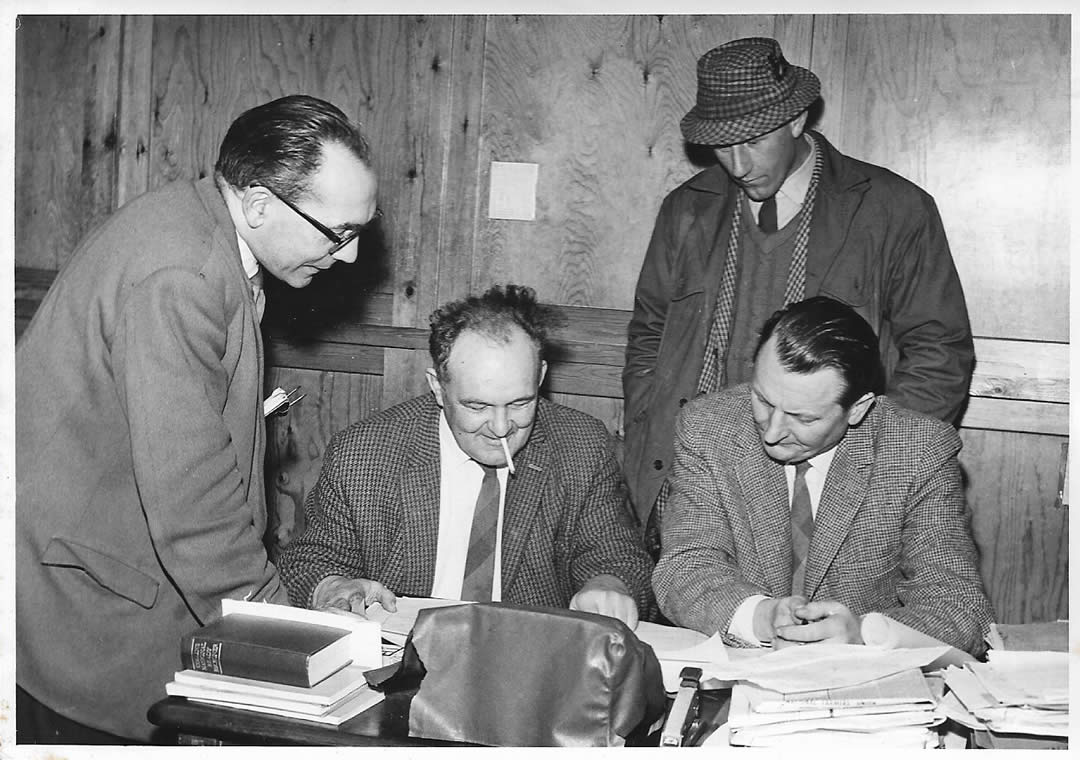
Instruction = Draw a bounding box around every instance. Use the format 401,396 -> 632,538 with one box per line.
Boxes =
680,68 -> 820,147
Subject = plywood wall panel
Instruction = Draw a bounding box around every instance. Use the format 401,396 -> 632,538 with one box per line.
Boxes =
830,15 -> 1069,343
265,366 -> 383,557
475,15 -> 816,311
15,17 -> 96,270
960,428 -> 1069,623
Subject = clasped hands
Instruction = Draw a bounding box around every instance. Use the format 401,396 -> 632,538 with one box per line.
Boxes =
312,572 -> 638,630
754,595 -> 863,648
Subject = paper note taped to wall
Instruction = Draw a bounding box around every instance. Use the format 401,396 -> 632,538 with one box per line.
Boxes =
488,161 -> 539,220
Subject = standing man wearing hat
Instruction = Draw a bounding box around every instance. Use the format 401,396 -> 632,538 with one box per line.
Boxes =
623,37 -> 973,533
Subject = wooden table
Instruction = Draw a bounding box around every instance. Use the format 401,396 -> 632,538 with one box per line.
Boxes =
148,688 -> 731,747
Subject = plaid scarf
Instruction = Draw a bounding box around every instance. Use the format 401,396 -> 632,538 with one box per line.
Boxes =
696,133 -> 824,395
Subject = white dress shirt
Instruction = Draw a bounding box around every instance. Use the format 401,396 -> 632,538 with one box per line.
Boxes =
236,232 -> 264,322
748,133 -> 817,230
430,411 -> 509,601
727,445 -> 838,645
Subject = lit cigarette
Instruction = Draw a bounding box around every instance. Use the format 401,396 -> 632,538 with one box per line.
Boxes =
499,436 -> 516,475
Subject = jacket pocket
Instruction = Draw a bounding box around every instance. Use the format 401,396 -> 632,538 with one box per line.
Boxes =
42,536 -> 160,609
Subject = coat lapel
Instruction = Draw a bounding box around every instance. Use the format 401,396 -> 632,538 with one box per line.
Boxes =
804,132 -> 869,297
381,400 -> 442,595
499,407 -> 552,595
734,422 -> 793,596
803,410 -> 877,599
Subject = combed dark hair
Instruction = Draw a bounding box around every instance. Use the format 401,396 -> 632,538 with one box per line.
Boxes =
429,284 -> 562,380
214,94 -> 370,202
754,296 -> 884,408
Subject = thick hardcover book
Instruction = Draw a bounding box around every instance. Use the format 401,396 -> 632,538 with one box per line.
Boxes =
180,613 -> 352,688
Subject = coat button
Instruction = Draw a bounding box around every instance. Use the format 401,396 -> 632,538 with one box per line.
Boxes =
678,397 -> 688,407
653,459 -> 664,470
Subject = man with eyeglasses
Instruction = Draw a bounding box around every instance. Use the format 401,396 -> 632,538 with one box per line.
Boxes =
16,95 -> 378,744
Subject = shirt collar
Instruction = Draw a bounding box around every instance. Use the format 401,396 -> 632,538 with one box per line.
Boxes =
791,442 -> 838,475
775,133 -> 816,207
438,407 -> 480,469
235,231 -> 260,280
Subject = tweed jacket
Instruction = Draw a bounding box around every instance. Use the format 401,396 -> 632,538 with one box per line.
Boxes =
16,178 -> 288,741
653,386 -> 993,657
623,131 -> 974,523
279,394 -> 654,615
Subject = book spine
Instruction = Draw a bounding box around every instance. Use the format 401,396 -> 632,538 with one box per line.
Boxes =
180,636 -> 313,688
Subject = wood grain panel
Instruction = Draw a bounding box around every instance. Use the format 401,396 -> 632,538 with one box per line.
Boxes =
970,338 -> 1068,404
15,16 -> 94,270
264,366 -> 384,556
547,393 -> 624,440
834,15 -> 1069,343
117,15 -> 154,205
962,397 -> 1067,438
476,15 -> 815,311
960,428 -> 1069,623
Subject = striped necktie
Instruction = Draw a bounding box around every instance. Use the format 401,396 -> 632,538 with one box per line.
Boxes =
790,461 -> 814,597
461,464 -> 500,602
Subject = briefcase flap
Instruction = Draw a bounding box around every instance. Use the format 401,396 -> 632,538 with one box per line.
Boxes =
405,602 -> 665,746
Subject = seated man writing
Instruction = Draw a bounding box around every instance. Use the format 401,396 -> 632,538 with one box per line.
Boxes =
280,284 -> 653,629
653,296 -> 993,655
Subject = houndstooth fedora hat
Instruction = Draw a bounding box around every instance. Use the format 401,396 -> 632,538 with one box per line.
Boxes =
681,37 -> 820,147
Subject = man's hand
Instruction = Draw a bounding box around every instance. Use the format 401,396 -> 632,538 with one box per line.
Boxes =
570,574 -> 639,630
752,595 -> 807,646
774,600 -> 863,646
311,575 -> 397,618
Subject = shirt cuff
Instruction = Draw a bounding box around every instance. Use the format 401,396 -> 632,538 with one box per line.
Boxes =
728,594 -> 770,646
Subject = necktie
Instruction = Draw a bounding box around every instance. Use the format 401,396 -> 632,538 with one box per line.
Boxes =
790,461 -> 814,597
250,268 -> 266,323
696,133 -> 823,397
461,464 -> 500,602
758,196 -> 778,233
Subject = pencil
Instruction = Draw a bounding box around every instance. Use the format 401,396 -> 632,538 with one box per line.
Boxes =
499,436 -> 516,474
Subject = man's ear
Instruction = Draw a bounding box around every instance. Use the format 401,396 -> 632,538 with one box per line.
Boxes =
425,368 -> 445,407
240,185 -> 273,230
789,110 -> 809,139
846,392 -> 876,426
538,360 -> 548,388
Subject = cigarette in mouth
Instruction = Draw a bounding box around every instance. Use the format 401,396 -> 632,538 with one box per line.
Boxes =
499,436 -> 516,475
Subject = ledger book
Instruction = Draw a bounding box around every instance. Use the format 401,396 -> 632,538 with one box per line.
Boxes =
181,613 -> 352,688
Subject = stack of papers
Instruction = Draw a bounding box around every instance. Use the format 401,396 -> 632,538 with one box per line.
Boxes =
633,621 -> 730,692
166,665 -> 384,725
943,651 -> 1069,740
365,596 -> 472,648
725,668 -> 944,748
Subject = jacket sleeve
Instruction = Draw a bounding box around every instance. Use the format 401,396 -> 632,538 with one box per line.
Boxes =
562,430 -> 655,616
623,193 -> 681,428
277,433 -> 370,607
878,426 -> 994,656
881,192 -> 974,424
112,268 -> 288,624
653,405 -> 764,638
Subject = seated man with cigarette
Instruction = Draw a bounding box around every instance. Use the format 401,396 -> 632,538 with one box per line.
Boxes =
279,284 -> 653,628
653,297 -> 993,656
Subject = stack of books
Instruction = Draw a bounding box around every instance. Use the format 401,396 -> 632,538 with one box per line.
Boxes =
166,605 -> 384,725
725,667 -> 944,748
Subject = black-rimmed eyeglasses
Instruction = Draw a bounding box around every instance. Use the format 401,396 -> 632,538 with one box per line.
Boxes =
258,185 -> 382,255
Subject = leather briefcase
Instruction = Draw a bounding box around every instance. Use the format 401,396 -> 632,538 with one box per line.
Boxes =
396,602 -> 666,746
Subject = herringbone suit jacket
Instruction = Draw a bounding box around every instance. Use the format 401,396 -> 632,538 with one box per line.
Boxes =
279,394 -> 654,615
653,385 -> 993,656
